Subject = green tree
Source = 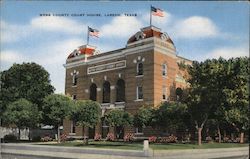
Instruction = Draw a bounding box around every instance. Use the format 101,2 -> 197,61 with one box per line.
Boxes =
3,98 -> 40,140
187,57 -> 249,145
0,62 -> 54,122
153,102 -> 190,136
134,106 -> 154,128
187,61 -> 214,145
71,100 -> 101,144
223,57 -> 249,143
42,94 -> 73,143
105,109 -> 133,127
105,109 -> 133,138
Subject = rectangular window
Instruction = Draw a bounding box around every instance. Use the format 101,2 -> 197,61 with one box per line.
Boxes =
135,127 -> 143,134
71,120 -> 76,133
162,64 -> 167,76
137,86 -> 143,100
162,86 -> 167,100
72,95 -> 77,100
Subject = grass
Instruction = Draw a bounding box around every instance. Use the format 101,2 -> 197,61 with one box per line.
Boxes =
37,141 -> 249,150
39,141 -> 143,150
150,142 -> 249,150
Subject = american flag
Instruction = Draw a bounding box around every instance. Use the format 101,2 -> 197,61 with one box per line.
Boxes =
151,6 -> 164,17
88,27 -> 99,38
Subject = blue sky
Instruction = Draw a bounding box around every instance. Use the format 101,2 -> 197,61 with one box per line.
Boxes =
1,1 -> 249,93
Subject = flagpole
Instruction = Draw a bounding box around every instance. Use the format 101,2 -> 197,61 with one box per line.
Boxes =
87,26 -> 89,45
150,5 -> 152,26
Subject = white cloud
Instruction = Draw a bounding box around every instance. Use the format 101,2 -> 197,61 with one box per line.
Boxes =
1,16 -> 86,43
100,15 -> 143,38
34,39 -> 83,65
206,46 -> 249,60
29,38 -> 83,93
171,16 -> 219,39
31,16 -> 85,34
0,38 -> 83,93
1,20 -> 32,43
0,50 -> 26,63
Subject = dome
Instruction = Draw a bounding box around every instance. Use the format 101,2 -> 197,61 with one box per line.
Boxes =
67,45 -> 97,59
127,25 -> 174,45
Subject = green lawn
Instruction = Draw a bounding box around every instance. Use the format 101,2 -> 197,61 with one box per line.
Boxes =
40,141 -> 143,150
38,141 -> 248,150
150,143 -> 249,150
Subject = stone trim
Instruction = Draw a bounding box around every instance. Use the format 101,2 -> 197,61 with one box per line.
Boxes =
64,42 -> 154,69
97,88 -> 101,92
64,38 -> 181,69
87,60 -> 126,75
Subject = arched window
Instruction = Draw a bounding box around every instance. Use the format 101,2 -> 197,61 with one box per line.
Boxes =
89,83 -> 97,101
137,62 -> 143,75
116,79 -> 125,102
72,75 -> 78,86
103,81 -> 110,103
71,70 -> 79,86
162,64 -> 167,76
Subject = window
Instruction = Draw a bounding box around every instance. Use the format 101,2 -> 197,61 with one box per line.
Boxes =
71,70 -> 79,86
102,118 -> 109,138
103,81 -> 110,103
135,127 -> 143,134
90,83 -> 97,101
137,62 -> 143,75
71,120 -> 76,133
137,86 -> 143,100
116,79 -> 125,102
162,86 -> 167,100
72,75 -> 78,86
176,87 -> 183,101
72,95 -> 77,100
162,64 -> 167,76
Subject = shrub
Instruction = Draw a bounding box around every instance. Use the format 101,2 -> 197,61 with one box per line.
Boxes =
159,135 -> 177,143
32,136 -> 41,142
223,136 -> 231,143
94,133 -> 101,141
234,137 -> 241,143
60,134 -> 67,142
149,136 -> 157,143
215,137 -> 219,142
124,133 -> 134,142
205,136 -> 213,143
106,133 -> 115,141
41,136 -> 53,142
4,134 -> 17,143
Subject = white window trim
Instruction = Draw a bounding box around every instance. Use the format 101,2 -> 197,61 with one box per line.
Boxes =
135,75 -> 144,78
162,64 -> 167,77
162,86 -> 167,100
136,62 -> 143,76
136,86 -> 143,100
72,95 -> 77,100
70,121 -> 76,134
134,99 -> 144,102
135,127 -> 144,135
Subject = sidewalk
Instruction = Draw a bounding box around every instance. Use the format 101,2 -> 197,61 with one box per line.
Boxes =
152,147 -> 249,159
1,143 -> 249,159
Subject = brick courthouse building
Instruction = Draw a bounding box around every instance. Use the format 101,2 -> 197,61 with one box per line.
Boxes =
63,26 -> 191,139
